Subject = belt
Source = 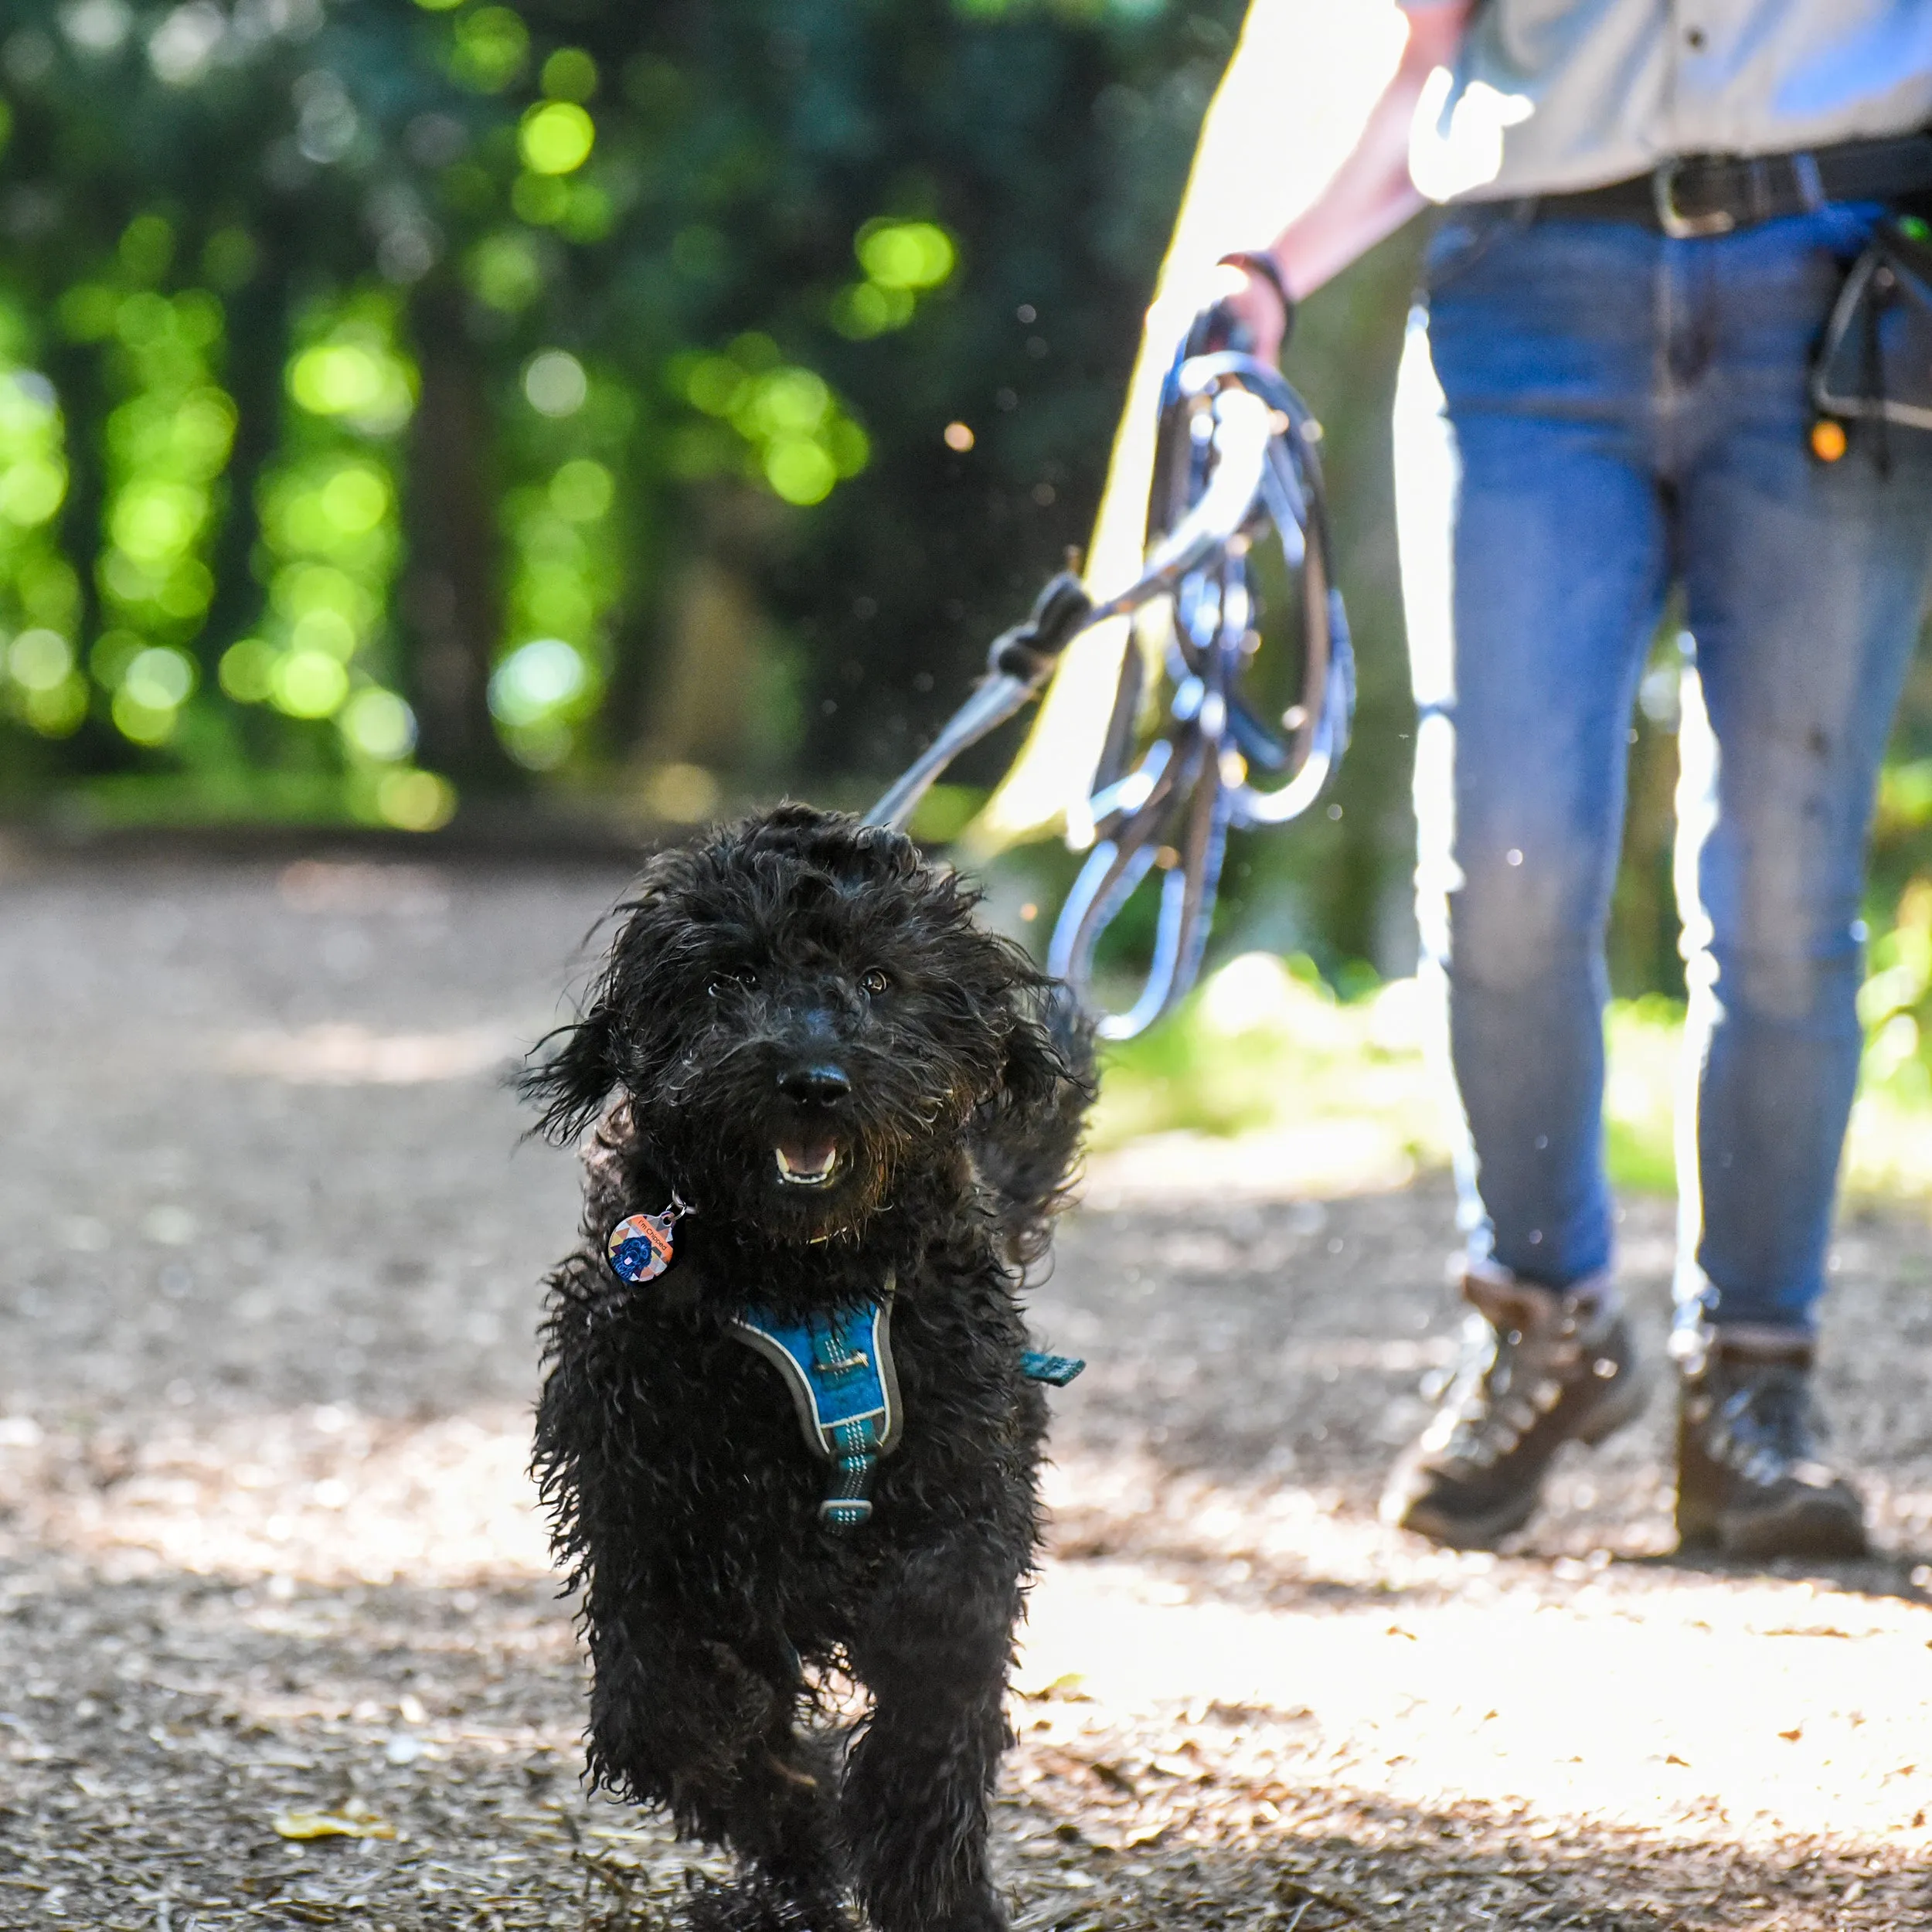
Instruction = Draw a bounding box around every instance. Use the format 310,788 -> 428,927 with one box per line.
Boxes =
1533,133 -> 1932,238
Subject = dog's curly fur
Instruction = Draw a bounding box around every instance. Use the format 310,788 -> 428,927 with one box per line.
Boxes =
525,804 -> 1094,1932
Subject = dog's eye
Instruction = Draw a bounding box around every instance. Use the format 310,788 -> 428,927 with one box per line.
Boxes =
860,968 -> 890,997
707,970 -> 757,998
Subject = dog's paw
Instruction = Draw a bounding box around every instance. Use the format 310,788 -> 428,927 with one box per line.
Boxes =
679,1875 -> 855,1932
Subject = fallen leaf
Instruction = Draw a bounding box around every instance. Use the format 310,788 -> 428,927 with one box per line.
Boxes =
1025,1673 -> 1093,1703
273,1808 -> 396,1842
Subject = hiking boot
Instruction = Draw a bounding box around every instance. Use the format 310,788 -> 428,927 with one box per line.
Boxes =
1675,1334 -> 1867,1559
1381,1267 -> 1647,1550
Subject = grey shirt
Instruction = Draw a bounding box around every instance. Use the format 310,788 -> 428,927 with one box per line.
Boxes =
1400,0 -> 1932,202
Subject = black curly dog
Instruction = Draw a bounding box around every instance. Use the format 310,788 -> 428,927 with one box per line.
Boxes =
525,804 -> 1092,1932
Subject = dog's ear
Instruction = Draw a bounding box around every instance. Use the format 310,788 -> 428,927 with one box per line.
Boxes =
521,1005 -> 622,1145
522,861 -> 690,1143
996,1006 -> 1065,1123
993,979 -> 1095,1125
977,978 -> 1094,1253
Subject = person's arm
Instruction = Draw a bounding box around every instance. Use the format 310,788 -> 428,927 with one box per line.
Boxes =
1223,0 -> 1472,360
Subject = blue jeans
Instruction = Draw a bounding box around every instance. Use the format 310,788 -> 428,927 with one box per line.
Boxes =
1397,202 -> 1932,1338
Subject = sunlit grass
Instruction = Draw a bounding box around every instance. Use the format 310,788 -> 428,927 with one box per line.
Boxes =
1095,954 -> 1932,1199
1090,953 -> 1450,1162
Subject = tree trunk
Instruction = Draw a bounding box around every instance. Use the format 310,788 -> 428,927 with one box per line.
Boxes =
200,274 -> 290,671
401,278 -> 516,787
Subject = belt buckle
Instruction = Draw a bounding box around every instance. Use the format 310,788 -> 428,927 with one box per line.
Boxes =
1652,158 -> 1736,240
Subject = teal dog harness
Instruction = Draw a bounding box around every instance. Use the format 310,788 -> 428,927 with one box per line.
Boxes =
606,1203 -> 1085,1531
730,1289 -> 903,1529
726,1286 -> 1085,1530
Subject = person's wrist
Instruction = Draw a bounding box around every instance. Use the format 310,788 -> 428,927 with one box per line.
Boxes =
1216,250 -> 1296,342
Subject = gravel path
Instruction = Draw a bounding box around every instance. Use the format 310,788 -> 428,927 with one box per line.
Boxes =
3,852 -> 1931,1931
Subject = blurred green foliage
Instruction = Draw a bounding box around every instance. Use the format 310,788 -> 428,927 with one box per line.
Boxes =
1098,954 -> 1932,1200
7,0 -> 1932,1056
0,0 -> 1245,839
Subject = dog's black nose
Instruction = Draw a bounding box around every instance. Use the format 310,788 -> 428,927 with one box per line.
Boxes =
778,1063 -> 851,1107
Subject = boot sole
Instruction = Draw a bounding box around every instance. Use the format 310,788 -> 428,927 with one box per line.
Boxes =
1719,1496 -> 1869,1562
1678,1494 -> 1867,1560
1396,1487 -> 1540,1551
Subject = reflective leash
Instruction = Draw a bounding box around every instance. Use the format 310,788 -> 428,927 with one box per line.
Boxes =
866,338 -> 1353,1039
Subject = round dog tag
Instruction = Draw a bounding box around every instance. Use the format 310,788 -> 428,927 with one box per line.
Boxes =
606,1202 -> 684,1284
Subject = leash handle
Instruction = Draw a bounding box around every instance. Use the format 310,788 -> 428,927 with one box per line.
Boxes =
865,322 -> 1354,1039
1048,338 -> 1352,1038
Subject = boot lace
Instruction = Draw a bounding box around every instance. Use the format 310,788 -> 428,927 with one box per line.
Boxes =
1426,1305 -> 1583,1471
1711,1362 -> 1828,1485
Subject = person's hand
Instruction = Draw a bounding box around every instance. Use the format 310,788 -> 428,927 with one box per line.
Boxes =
1210,253 -> 1294,366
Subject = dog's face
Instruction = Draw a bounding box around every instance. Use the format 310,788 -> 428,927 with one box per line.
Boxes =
529,805 -> 1066,1242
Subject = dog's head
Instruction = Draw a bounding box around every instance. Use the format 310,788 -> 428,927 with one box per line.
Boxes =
526,804 -> 1070,1241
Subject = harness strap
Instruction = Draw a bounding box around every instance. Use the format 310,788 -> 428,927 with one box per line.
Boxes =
726,1293 -> 1087,1529
728,1287 -> 901,1528
1022,1350 -> 1085,1386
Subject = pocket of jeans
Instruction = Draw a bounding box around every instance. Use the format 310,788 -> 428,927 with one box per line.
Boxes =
1421,204 -> 1519,296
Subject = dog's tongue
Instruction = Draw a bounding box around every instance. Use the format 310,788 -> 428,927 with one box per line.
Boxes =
775,1136 -> 839,1182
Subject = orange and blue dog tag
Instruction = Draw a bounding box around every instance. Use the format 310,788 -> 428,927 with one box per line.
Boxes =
606,1196 -> 689,1284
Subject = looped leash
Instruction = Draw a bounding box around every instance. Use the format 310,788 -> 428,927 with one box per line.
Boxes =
866,322 -> 1352,1039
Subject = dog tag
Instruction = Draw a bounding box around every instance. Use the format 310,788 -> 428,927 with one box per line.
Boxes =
606,1196 -> 689,1285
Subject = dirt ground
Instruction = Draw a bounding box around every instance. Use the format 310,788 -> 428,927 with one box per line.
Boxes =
4,852 -> 1932,1932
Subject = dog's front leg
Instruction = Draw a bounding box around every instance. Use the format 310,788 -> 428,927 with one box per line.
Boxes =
843,1543 -> 1023,1932
585,1607 -> 849,1923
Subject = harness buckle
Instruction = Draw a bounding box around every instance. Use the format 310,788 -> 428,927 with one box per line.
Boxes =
1652,158 -> 1736,240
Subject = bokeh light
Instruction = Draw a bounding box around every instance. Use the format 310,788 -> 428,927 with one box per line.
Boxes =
856,220 -> 957,291
0,350 -> 81,741
523,350 -> 587,417
272,650 -> 350,719
519,101 -> 595,175
121,644 -> 196,709
287,331 -> 415,436
376,767 -> 457,831
466,233 -> 544,314
8,628 -> 71,690
447,6 -> 528,92
671,338 -> 869,505
86,275 -> 235,746
489,637 -> 587,730
549,458 -> 612,521
540,46 -> 597,100
832,219 -> 958,338
339,687 -> 418,761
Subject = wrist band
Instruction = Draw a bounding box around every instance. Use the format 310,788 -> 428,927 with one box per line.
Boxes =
1217,250 -> 1296,342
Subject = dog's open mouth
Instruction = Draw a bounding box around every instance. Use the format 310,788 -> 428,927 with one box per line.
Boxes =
774,1138 -> 842,1188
